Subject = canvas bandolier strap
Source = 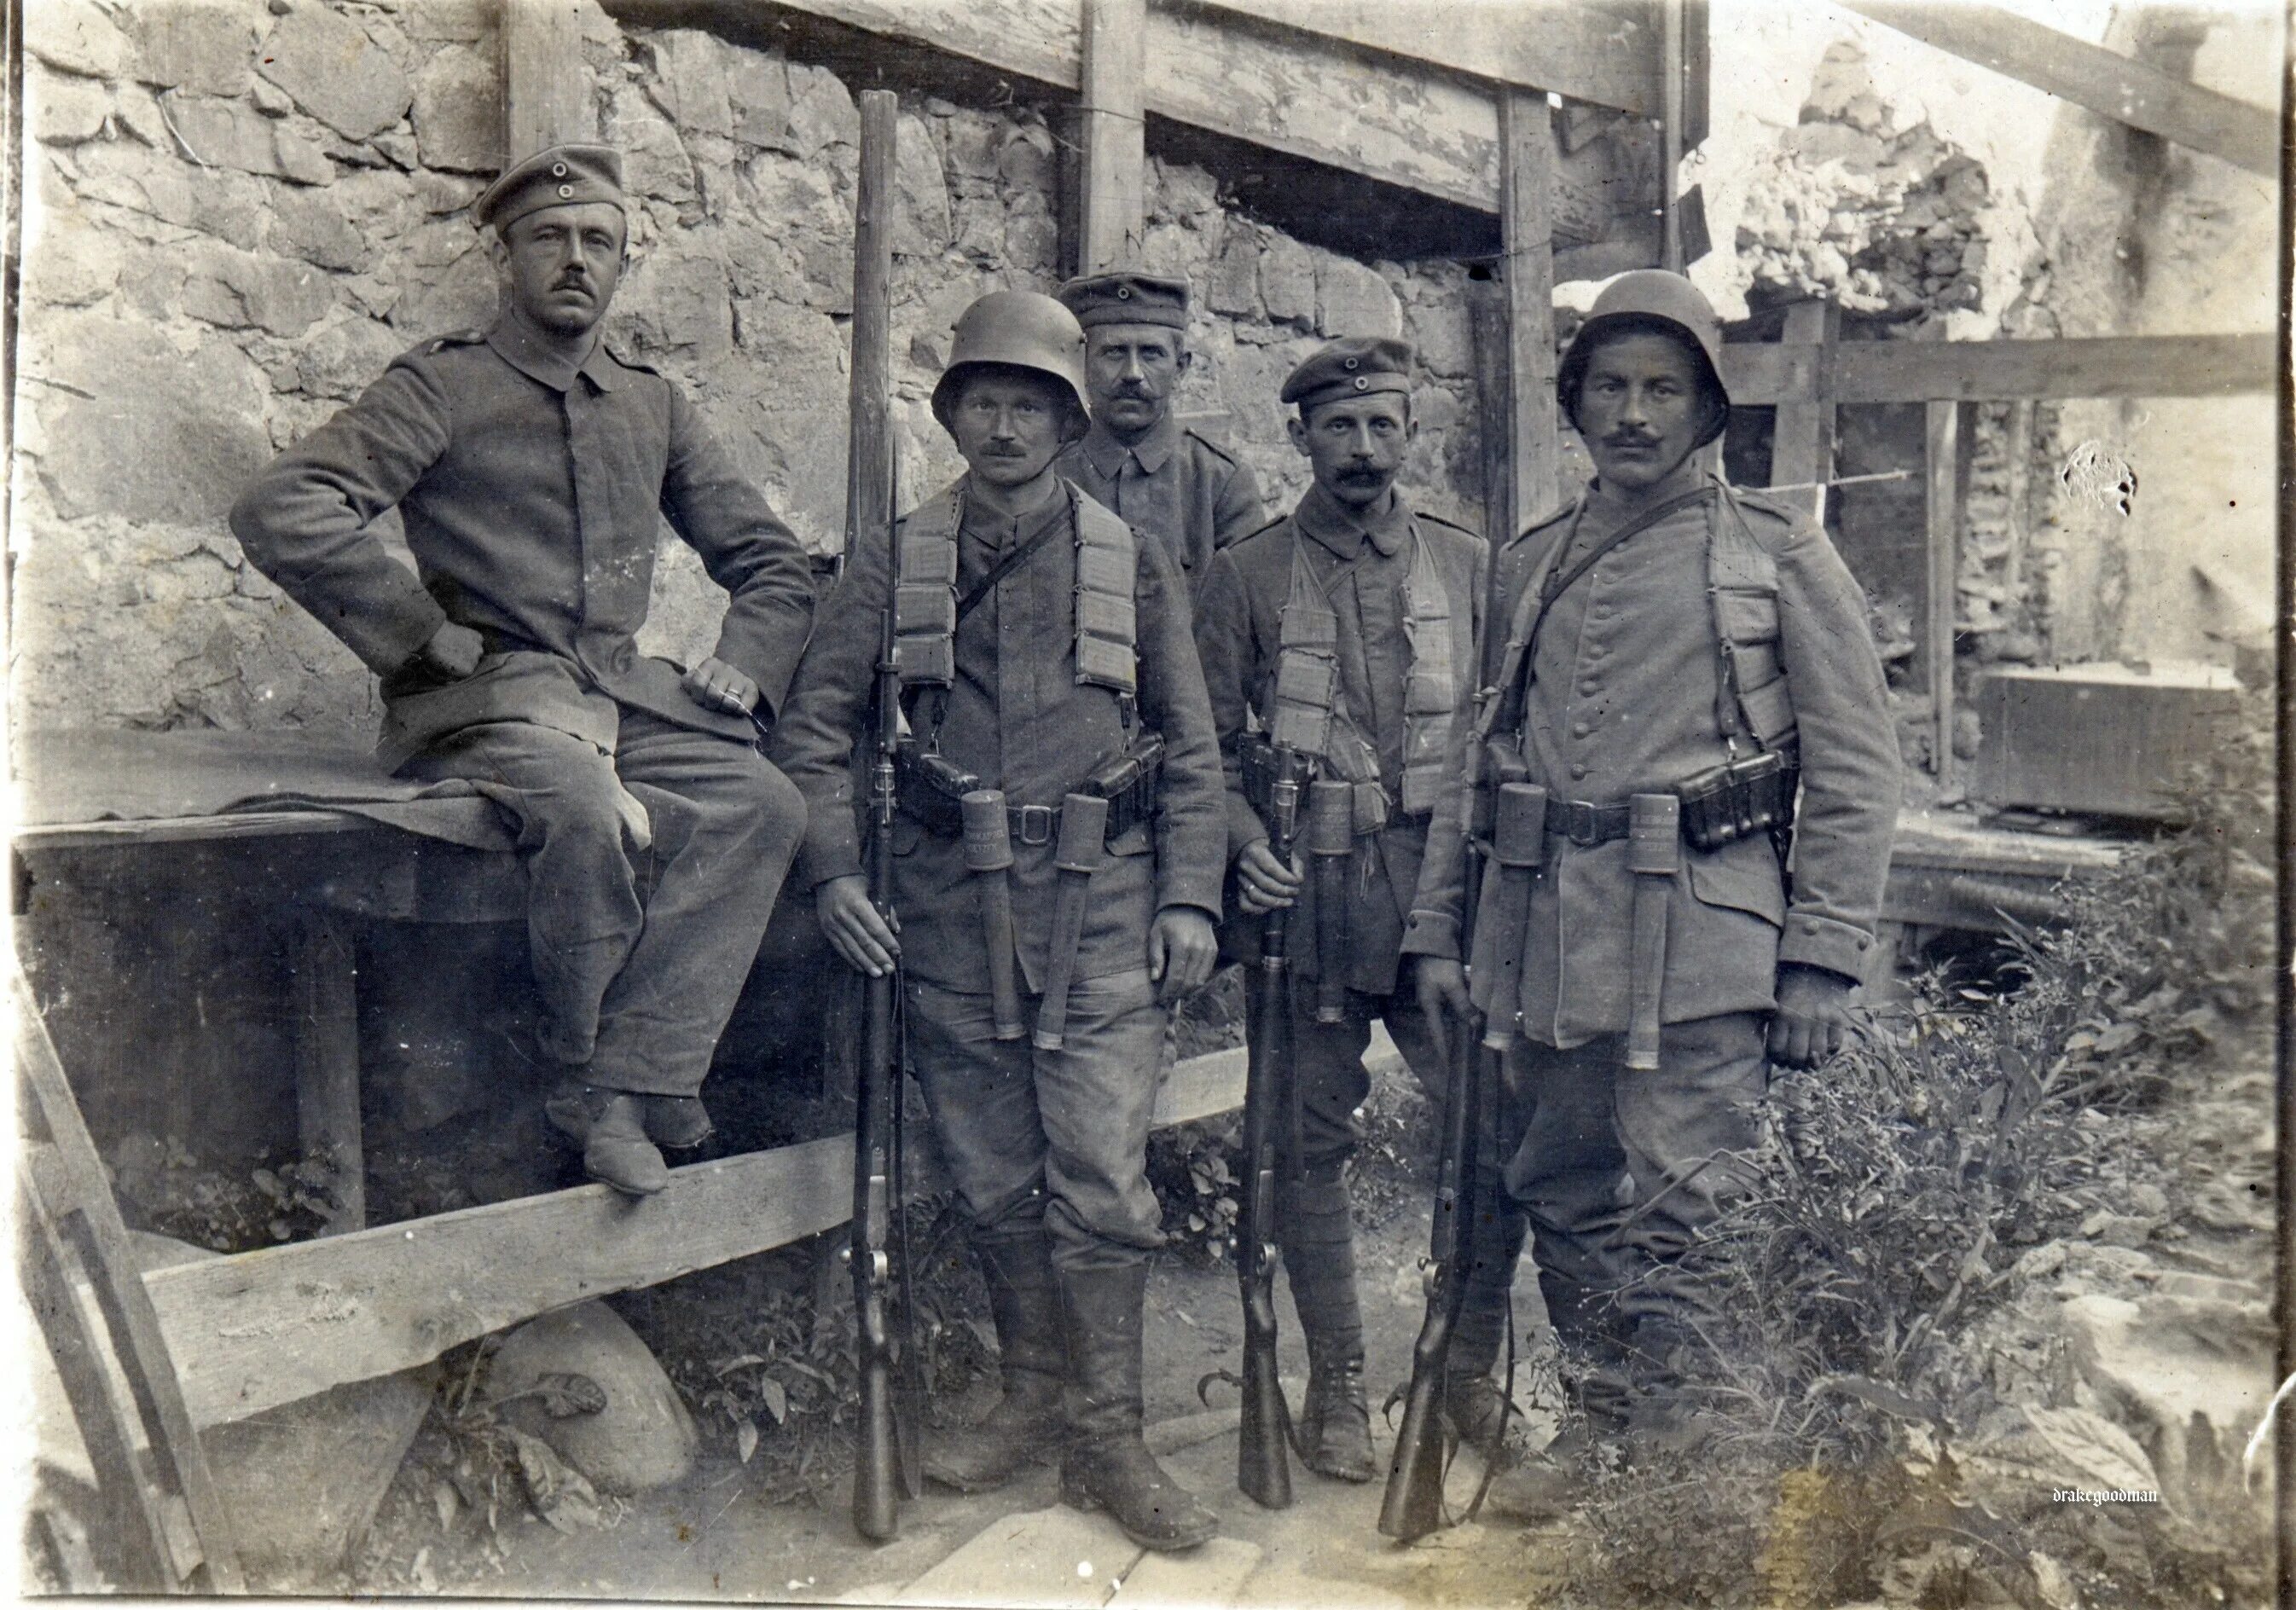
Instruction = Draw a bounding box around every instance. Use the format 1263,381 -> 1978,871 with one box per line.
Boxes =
1394,530 -> 1458,816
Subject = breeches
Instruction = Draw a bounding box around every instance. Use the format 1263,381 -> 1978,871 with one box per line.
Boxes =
904,970 -> 1168,1271
1240,973 -> 1449,1178
401,709 -> 804,1096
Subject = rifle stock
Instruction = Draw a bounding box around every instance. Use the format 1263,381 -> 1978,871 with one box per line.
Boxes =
1377,832 -> 1488,1542
848,86 -> 905,1544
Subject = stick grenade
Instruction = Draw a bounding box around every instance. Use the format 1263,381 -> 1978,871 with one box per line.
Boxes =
961,791 -> 1026,1041
1478,784 -> 1547,1052
1032,795 -> 1109,1051
1626,793 -> 1681,1072
1305,779 -> 1355,1024
846,86 -> 902,1546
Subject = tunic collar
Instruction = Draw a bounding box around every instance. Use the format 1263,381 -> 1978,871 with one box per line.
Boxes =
960,475 -> 1071,551
1295,481 -> 1410,561
486,316 -> 628,394
1080,410 -> 1179,479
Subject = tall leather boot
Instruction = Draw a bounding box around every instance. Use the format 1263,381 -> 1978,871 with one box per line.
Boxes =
1442,1190 -> 1528,1457
922,1226 -> 1067,1492
1281,1170 -> 1375,1482
1057,1261 -> 1219,1551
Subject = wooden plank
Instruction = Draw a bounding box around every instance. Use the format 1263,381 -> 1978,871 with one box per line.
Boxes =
1500,88 -> 1559,535
1658,0 -> 1685,272
1193,0 -> 1660,116
501,0 -> 592,159
1468,278 -> 1515,542
1078,0 -> 1147,272
768,0 -> 1655,238
1768,300 -> 1840,524
1842,1 -> 2278,178
1720,333 -> 2276,405
1926,399 -> 1963,781
288,914 -> 365,1235
142,1043 -> 1256,1430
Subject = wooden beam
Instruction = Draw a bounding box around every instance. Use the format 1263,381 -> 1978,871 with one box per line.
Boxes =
1720,333 -> 2276,405
1659,0 -> 1685,272
762,0 -> 1658,244
1842,1 -> 2278,178
1193,0 -> 1661,117
501,0 -> 593,159
1926,400 -> 1963,782
287,914 -> 364,1236
1501,88 -> 1559,536
140,1045 -> 1257,1428
1077,0 -> 1147,273
1768,300 -> 1840,524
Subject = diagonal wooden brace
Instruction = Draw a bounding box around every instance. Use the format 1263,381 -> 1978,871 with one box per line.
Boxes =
1626,793 -> 1680,1071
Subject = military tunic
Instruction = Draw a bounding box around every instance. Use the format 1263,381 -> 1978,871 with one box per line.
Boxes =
769,478 -> 1226,1263
1194,483 -> 1484,1169
1058,414 -> 1265,609
229,317 -> 815,1097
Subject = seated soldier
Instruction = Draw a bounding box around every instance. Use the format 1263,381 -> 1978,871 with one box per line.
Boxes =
229,145 -> 815,1197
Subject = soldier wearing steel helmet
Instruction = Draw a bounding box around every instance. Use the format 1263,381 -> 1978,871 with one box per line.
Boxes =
229,145 -> 815,1199
1406,269 -> 1899,1514
770,290 -> 1227,1550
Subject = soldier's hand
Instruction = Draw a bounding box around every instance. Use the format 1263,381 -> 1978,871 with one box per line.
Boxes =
1234,838 -> 1305,915
1147,907 -> 1218,1000
1768,964 -> 1858,1070
817,874 -> 901,977
683,656 -> 761,716
1412,955 -> 1472,1029
417,620 -> 485,681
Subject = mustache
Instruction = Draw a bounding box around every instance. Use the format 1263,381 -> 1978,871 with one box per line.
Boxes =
1603,431 -> 1659,448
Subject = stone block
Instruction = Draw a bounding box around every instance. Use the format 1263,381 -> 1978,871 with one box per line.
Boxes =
132,0 -> 260,96
27,0 -> 130,78
411,43 -> 501,174
296,315 -> 412,399
617,252 -> 732,362
726,49 -> 791,150
490,1300 -> 699,1496
1315,252 -> 1401,339
1207,223 -> 1261,318
156,92 -> 333,185
24,217 -> 120,308
643,30 -> 733,138
182,242 -> 336,337
387,243 -> 496,335
258,2 -> 413,142
996,119 -> 1056,194
31,314 -> 271,524
1404,292 -> 1472,379
894,113 -> 952,256
1151,156 -> 1220,224
1004,191 -> 1058,275
785,61 -> 858,160
397,0 -> 490,43
606,87 -> 696,207
33,76 -> 111,145
268,183 -> 373,270
1261,234 -> 1316,326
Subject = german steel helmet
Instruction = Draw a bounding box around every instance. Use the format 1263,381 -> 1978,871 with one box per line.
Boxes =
1557,269 -> 1731,432
931,290 -> 1090,429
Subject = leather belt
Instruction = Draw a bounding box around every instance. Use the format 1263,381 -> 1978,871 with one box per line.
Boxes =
1546,796 -> 1632,848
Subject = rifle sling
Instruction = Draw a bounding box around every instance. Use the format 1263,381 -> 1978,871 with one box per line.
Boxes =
957,517 -> 1070,623
1520,487 -> 1713,671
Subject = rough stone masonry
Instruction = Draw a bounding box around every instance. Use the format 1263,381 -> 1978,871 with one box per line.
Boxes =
11,0 -> 1490,741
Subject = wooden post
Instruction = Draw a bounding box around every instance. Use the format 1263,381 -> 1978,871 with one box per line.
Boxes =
1770,299 -> 1840,524
501,0 -> 592,161
1926,400 -> 1964,782
1499,89 -> 1559,536
1077,0 -> 1147,272
1659,0 -> 1687,273
290,913 -> 365,1235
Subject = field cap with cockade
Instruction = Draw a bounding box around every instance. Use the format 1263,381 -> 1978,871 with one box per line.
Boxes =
1280,336 -> 1414,414
473,144 -> 626,234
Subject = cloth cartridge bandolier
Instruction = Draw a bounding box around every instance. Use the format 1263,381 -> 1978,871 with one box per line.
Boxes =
890,478 -> 1164,1039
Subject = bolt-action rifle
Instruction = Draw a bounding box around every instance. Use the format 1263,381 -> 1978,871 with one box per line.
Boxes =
847,87 -> 918,1544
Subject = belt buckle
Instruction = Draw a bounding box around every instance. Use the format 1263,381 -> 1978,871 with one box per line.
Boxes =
1567,800 -> 1604,848
1013,804 -> 1057,847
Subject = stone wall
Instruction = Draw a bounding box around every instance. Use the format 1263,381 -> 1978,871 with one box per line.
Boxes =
11,0 -> 1486,742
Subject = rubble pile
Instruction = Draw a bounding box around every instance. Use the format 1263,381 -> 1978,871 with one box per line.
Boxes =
1736,42 -> 1990,321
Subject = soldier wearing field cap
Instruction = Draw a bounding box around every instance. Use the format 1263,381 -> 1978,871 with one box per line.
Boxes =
1406,269 -> 1899,1514
1055,270 -> 1265,605
772,290 -> 1228,1551
230,144 -> 816,1198
1192,334 -> 1487,1482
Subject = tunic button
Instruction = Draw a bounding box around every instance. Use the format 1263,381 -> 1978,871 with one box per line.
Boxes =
1578,679 -> 1600,695
550,161 -> 568,178
1571,720 -> 1591,738
557,183 -> 574,199
1569,762 -> 1589,780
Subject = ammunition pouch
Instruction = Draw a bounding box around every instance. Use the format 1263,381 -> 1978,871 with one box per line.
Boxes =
896,733 -> 1163,848
1674,749 -> 1798,854
1241,734 -> 1399,838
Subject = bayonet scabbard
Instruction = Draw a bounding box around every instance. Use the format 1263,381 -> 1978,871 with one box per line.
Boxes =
1626,793 -> 1681,1071
1032,794 -> 1108,1051
962,790 -> 1025,1041
1478,782 -> 1546,1051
